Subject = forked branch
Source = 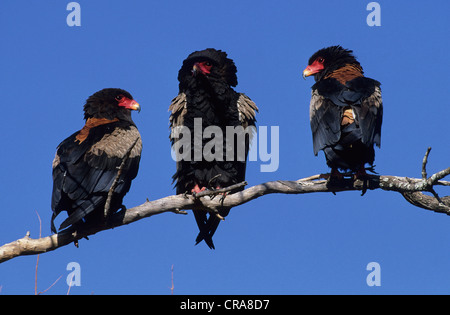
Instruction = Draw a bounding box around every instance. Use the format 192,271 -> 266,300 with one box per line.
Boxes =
0,148 -> 448,264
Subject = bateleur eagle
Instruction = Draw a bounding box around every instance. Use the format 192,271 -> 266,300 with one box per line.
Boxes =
302,46 -> 383,178
169,48 -> 258,249
51,88 -> 142,233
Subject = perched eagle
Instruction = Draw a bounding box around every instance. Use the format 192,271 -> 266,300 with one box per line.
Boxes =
51,88 -> 142,233
303,46 -> 383,178
169,48 -> 258,249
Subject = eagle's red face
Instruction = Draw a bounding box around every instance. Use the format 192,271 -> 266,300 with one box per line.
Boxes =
303,57 -> 325,79
192,61 -> 213,76
116,94 -> 141,112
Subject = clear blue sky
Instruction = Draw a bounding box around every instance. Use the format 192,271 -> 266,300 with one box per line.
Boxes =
1,0 -> 449,295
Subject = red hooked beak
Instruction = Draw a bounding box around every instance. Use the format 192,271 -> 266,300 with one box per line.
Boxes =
192,62 -> 212,76
118,97 -> 141,112
302,60 -> 325,79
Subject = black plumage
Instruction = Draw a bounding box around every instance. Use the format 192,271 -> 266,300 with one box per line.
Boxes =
51,88 -> 142,233
169,48 -> 258,249
303,46 -> 383,176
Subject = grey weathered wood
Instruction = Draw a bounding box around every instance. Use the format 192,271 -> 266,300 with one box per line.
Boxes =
1,149 -> 448,264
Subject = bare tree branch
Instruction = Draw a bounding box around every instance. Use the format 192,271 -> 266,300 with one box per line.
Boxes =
104,136 -> 140,219
34,211 -> 41,295
0,148 -> 448,264
422,147 -> 432,180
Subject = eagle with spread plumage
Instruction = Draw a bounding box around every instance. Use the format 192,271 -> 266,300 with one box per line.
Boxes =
302,46 -> 383,178
169,48 -> 258,249
51,88 -> 142,233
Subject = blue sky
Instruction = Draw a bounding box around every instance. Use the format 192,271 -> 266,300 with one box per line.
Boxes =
0,0 -> 449,295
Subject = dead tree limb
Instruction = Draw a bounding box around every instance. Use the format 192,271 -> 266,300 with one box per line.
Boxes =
0,148 -> 448,264
104,136 -> 140,219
